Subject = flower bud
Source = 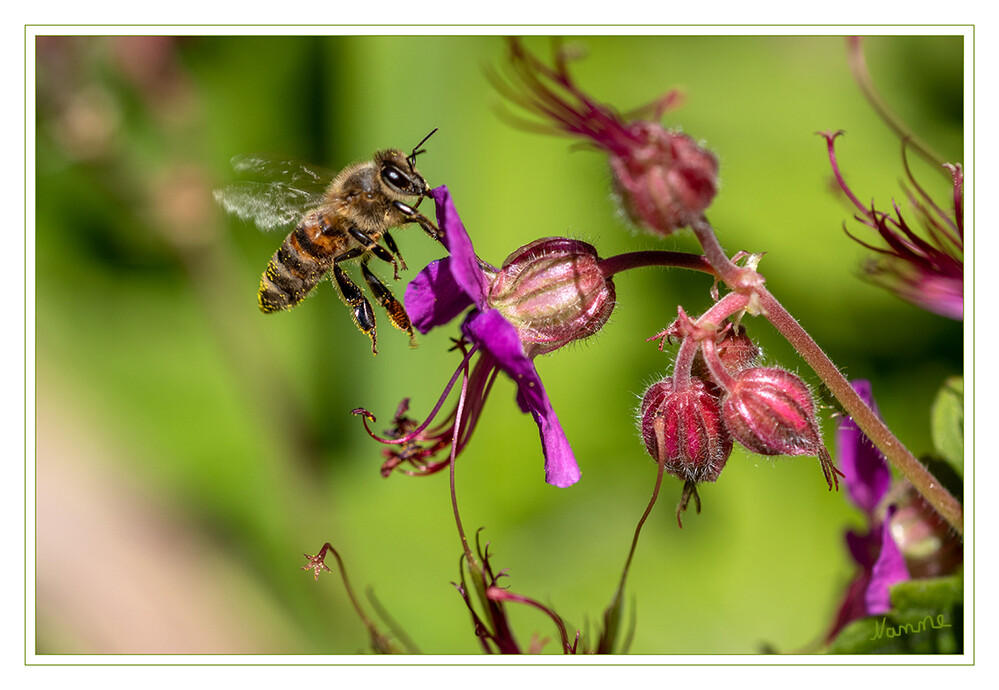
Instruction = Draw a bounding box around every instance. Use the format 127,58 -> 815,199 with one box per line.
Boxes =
488,237 -> 616,357
610,123 -> 719,236
887,485 -> 963,579
692,325 -> 761,385
639,377 -> 732,484
721,367 -> 823,458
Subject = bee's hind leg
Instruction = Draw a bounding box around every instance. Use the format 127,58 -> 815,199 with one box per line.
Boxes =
332,261 -> 378,355
360,261 -> 417,348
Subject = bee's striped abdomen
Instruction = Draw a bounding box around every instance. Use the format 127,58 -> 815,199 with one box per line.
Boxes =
258,223 -> 335,313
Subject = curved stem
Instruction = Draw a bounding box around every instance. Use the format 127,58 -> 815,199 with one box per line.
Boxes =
449,348 -> 479,570
845,36 -> 948,172
486,587 -> 576,654
756,285 -> 963,535
598,455 -> 666,653
820,130 -> 875,217
617,456 -> 665,594
598,250 -> 717,278
325,546 -> 377,638
672,292 -> 751,390
697,291 -> 752,328
690,217 -> 764,291
670,335 -> 701,391
700,336 -> 735,392
306,543 -> 393,650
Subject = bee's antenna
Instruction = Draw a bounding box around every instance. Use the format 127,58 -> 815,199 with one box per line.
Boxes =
407,128 -> 439,167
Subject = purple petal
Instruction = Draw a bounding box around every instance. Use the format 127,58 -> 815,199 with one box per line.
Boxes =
431,186 -> 490,309
898,273 -> 964,320
464,309 -> 581,488
845,528 -> 879,570
826,570 -> 874,642
529,389 -> 581,488
864,507 -> 910,615
405,258 -> 475,334
837,380 -> 892,513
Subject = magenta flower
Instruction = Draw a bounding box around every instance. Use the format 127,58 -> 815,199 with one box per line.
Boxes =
827,380 -> 909,640
358,186 -> 615,488
492,38 -> 718,237
820,131 -> 963,320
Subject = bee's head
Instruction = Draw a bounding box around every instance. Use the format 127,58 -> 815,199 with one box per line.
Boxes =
375,129 -> 438,203
377,151 -> 427,201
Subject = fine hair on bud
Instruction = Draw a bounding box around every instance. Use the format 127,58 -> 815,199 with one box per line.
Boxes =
640,376 -> 733,484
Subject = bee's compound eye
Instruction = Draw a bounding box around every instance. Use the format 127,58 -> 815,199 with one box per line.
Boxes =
381,164 -> 411,192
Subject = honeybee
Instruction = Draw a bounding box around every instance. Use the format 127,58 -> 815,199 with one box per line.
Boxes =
214,130 -> 441,354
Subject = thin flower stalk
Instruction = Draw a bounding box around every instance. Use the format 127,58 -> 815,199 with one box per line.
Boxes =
486,587 -> 579,654
845,36 -> 949,171
597,249 -> 717,279
301,542 -> 398,653
598,453 -> 666,653
443,360 -> 580,655
448,344 -> 479,569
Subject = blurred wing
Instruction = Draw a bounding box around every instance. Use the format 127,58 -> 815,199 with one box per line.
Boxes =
214,154 -> 337,232
214,181 -> 323,231
229,154 -> 338,191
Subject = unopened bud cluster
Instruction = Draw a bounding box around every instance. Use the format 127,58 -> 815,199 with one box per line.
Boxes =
489,237 -> 616,357
640,322 -> 840,521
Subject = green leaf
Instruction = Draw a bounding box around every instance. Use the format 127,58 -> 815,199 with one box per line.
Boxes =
826,574 -> 963,654
930,376 -> 964,478
890,574 -> 963,612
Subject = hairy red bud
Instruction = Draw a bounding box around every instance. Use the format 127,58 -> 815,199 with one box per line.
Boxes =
721,367 -> 841,489
721,367 -> 822,456
693,326 -> 761,385
640,376 -> 732,484
610,123 -> 718,236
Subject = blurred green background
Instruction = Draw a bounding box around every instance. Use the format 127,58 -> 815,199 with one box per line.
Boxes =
33,34 -> 963,655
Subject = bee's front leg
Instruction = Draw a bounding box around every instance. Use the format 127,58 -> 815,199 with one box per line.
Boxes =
392,200 -> 441,243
